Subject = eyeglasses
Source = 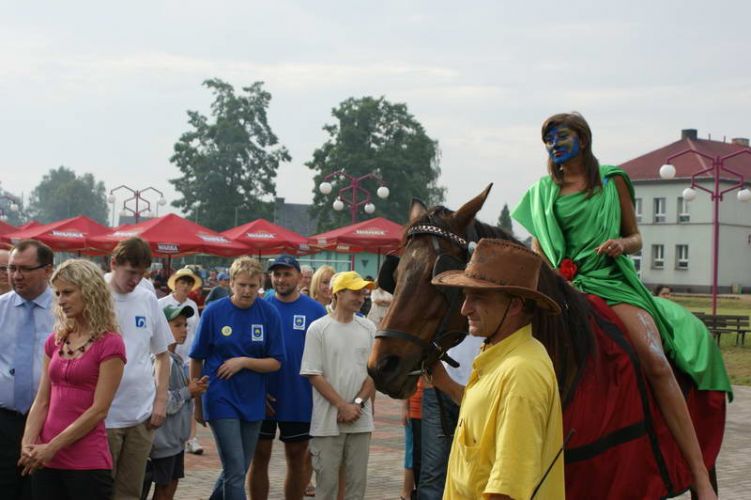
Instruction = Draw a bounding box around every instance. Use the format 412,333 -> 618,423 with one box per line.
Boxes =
7,264 -> 49,275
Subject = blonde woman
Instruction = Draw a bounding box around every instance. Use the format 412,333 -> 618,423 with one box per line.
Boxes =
310,265 -> 336,310
19,259 -> 126,499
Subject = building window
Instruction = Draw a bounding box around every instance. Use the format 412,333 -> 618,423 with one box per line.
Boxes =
653,198 -> 666,223
632,250 -> 642,273
634,198 -> 642,223
652,244 -> 664,269
677,197 -> 690,223
676,244 -> 689,269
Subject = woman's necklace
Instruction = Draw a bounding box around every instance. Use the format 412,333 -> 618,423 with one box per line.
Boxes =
59,334 -> 95,356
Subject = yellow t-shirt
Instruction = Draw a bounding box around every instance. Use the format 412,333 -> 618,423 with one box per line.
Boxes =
443,324 -> 565,500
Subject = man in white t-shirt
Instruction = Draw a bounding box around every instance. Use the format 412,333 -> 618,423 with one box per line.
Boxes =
106,237 -> 173,500
300,271 -> 377,500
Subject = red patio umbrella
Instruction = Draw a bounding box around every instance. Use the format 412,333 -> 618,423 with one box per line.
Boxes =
16,220 -> 41,231
309,217 -> 403,254
0,220 -> 16,248
90,213 -> 248,257
221,218 -> 311,256
0,220 -> 16,235
5,215 -> 110,253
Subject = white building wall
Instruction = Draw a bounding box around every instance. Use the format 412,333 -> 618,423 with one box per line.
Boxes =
632,179 -> 751,292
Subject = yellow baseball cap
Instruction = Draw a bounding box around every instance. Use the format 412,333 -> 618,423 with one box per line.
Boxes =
331,271 -> 375,294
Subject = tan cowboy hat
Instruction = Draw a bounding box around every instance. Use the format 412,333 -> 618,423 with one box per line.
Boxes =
432,239 -> 561,314
167,267 -> 203,292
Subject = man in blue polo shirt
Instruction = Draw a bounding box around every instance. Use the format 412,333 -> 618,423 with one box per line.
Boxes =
248,255 -> 327,500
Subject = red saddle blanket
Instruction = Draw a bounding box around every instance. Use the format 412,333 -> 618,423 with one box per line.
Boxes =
563,295 -> 726,499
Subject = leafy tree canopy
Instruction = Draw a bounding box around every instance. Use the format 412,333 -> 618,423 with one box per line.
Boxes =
28,166 -> 108,224
170,78 -> 290,231
307,96 -> 444,231
497,203 -> 514,236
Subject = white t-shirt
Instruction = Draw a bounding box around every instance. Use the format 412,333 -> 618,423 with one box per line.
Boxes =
157,294 -> 199,364
106,284 -> 173,428
300,315 -> 376,437
444,335 -> 483,386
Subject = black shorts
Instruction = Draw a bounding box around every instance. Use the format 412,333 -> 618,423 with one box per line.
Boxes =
148,451 -> 185,485
258,419 -> 310,442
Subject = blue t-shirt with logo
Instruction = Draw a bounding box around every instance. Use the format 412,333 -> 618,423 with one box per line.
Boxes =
190,296 -> 285,421
266,294 -> 327,422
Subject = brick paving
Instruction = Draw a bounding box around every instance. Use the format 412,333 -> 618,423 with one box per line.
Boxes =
177,387 -> 751,499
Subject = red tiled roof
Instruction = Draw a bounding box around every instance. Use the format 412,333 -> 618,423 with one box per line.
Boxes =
619,137 -> 751,182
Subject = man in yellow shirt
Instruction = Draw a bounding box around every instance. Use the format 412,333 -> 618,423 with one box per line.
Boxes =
429,239 -> 565,499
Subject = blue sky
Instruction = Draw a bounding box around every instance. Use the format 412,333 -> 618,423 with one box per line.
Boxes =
2,1 -> 750,230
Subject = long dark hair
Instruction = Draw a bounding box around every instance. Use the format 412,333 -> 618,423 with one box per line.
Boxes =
542,112 -> 602,198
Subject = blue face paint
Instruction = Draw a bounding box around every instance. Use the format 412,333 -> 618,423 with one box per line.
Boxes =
544,126 -> 581,165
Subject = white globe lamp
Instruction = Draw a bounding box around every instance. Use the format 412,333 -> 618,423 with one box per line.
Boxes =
107,194 -> 116,204
333,198 -> 344,211
158,197 -> 167,206
377,186 -> 390,199
659,164 -> 676,179
682,187 -> 697,201
364,202 -> 376,214
319,182 -> 333,195
738,188 -> 751,202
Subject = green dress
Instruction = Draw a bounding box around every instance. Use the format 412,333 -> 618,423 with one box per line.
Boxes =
512,165 -> 732,398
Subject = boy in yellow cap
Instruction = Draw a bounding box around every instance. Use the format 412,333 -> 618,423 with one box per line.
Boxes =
300,271 -> 377,500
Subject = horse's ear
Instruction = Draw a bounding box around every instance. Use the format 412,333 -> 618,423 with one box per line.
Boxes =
409,198 -> 428,222
453,184 -> 493,228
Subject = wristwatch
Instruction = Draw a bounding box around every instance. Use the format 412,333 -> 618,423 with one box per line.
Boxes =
354,397 -> 366,408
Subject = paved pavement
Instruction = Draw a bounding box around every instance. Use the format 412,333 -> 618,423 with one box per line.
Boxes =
177,386 -> 751,499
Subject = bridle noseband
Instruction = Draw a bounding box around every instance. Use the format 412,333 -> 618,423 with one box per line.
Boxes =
375,217 -> 479,375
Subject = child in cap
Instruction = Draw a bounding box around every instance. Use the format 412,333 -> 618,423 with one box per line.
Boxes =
143,304 -> 209,500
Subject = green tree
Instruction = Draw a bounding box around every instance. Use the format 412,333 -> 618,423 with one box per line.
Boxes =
497,203 -> 514,236
28,166 -> 108,224
307,96 -> 445,231
170,78 -> 290,231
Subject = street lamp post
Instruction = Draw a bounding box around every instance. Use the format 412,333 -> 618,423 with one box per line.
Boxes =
0,189 -> 20,222
108,185 -> 167,225
318,170 -> 389,224
659,148 -> 751,316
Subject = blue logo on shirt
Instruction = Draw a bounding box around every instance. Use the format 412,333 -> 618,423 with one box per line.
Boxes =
251,324 -> 264,342
293,315 -> 306,331
135,316 -> 146,328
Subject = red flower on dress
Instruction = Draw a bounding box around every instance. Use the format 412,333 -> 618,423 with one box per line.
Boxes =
558,258 -> 578,281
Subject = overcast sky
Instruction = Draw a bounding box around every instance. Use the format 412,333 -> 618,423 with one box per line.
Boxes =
2,1 -> 750,231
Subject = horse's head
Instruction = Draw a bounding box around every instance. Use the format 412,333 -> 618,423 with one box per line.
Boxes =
367,185 -> 492,399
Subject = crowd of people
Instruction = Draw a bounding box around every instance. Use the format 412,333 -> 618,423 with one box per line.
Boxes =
0,111 -> 728,500
0,235 -> 404,500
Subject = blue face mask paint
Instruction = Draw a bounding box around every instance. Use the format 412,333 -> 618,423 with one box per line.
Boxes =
544,126 -> 581,165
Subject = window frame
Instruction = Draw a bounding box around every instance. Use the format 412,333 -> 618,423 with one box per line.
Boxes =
651,244 -> 664,269
675,244 -> 689,270
653,197 -> 666,224
677,197 -> 690,223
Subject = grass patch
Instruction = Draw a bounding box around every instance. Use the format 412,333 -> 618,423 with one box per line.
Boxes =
671,295 -> 751,386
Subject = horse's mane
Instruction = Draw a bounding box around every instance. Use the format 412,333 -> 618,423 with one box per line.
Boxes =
418,206 -> 595,406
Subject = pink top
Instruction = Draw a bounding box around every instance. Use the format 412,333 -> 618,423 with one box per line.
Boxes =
41,332 -> 126,470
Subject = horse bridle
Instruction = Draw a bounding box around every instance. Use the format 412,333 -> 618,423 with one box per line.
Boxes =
375,217 -> 479,374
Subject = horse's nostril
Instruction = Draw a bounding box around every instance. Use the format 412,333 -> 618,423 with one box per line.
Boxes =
377,355 -> 401,375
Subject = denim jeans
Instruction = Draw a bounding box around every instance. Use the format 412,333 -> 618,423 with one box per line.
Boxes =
208,419 -> 262,500
417,388 -> 460,500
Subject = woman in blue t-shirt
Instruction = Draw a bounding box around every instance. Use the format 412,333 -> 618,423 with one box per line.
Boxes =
190,256 -> 285,500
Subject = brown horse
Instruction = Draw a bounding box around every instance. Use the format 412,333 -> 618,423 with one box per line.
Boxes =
367,187 -> 725,498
